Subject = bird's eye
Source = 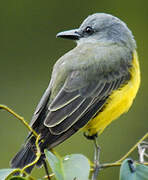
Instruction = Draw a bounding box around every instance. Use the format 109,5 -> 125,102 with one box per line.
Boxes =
84,26 -> 94,35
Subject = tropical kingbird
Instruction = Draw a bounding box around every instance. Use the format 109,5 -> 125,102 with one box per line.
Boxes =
11,13 -> 140,173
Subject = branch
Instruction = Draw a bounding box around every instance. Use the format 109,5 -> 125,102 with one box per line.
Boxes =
116,132 -> 148,163
101,161 -> 148,169
0,104 -> 38,138
100,133 -> 148,169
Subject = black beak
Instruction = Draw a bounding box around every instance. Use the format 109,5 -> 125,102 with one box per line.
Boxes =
56,29 -> 81,40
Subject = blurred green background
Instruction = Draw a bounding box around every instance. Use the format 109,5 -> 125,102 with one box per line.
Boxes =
0,0 -> 147,179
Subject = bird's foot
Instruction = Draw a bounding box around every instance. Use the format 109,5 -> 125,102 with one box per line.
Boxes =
91,138 -> 101,180
83,132 -> 98,140
83,132 -> 101,179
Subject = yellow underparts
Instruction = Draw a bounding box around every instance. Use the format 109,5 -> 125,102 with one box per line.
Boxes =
84,51 -> 140,136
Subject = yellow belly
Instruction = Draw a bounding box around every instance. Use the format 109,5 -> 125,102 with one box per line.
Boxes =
84,51 -> 140,136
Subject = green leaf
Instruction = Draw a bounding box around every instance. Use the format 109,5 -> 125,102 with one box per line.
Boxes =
45,150 -> 90,180
45,150 -> 64,180
0,168 -> 34,180
9,176 -> 35,180
62,154 -> 90,180
9,177 -> 26,180
120,158 -> 148,180
0,169 -> 16,180
136,163 -> 148,179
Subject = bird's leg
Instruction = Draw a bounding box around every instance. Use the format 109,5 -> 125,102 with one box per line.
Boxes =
91,137 -> 101,180
42,159 -> 51,180
83,133 -> 101,180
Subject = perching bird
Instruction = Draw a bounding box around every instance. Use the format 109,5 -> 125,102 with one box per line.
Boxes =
11,13 -> 140,173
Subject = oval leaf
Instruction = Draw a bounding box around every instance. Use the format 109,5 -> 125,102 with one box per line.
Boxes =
0,169 -> 16,180
62,154 -> 90,180
120,158 -> 148,180
45,150 -> 64,180
9,177 -> 27,180
45,150 -> 90,180
136,163 -> 148,180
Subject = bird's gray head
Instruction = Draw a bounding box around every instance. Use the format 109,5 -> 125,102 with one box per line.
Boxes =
57,13 -> 136,50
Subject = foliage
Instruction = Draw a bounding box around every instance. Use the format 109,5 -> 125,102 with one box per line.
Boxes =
0,151 -> 90,180
120,159 -> 148,180
45,150 -> 90,180
1,155 -> 148,180
0,105 -> 148,180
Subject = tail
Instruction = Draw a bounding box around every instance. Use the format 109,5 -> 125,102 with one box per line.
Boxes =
10,138 -> 37,174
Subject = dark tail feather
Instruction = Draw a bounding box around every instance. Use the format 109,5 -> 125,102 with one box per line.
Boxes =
10,142 -> 36,174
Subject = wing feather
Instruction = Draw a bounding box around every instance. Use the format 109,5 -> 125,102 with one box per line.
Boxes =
49,89 -> 80,111
45,96 -> 85,127
44,73 -> 130,135
49,98 -> 93,134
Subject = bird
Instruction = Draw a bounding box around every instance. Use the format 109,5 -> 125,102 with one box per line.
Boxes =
10,13 -> 140,174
